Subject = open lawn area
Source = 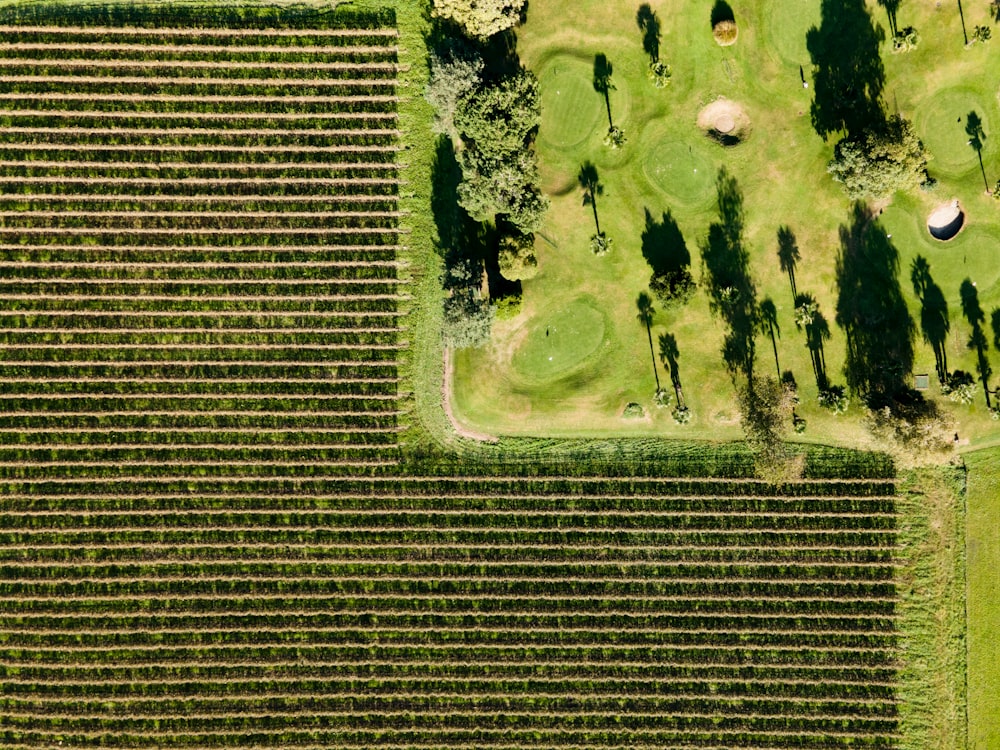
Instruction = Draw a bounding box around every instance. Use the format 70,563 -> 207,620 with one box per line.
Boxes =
965,448 -> 1000,750
452,0 -> 1000,450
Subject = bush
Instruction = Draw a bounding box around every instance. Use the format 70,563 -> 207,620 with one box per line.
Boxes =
654,388 -> 672,408
865,398 -> 956,466
712,20 -> 738,45
623,402 -> 645,418
493,293 -> 522,320
442,289 -> 494,349
432,0 -> 527,39
992,178 -> 1000,200
498,232 -> 538,281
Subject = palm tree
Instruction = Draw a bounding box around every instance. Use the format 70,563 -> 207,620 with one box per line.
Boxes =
636,292 -> 660,391
759,297 -> 781,379
593,54 -> 615,129
966,111 -> 990,192
578,162 -> 603,236
776,226 -> 800,300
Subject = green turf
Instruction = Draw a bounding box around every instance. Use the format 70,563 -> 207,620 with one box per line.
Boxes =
452,0 -> 1000,454
914,86 -> 996,178
965,448 -> 1000,750
511,296 -> 609,381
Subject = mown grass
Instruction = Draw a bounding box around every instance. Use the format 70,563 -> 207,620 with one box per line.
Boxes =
452,0 -> 1000,452
964,447 -> 1000,750
896,465 -> 968,750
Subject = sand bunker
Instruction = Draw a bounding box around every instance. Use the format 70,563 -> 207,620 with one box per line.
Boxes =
927,200 -> 965,241
697,98 -> 751,145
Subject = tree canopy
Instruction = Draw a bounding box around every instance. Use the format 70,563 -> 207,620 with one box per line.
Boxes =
432,0 -> 526,39
828,115 -> 928,199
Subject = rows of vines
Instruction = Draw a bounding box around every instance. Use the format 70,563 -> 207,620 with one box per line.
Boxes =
0,5 -> 902,750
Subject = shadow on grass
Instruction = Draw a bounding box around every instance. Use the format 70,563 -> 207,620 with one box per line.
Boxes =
641,209 -> 689,276
700,168 -> 758,386
795,292 -> 831,390
961,278 -> 993,407
710,0 -> 735,27
807,0 -> 886,140
593,53 -> 615,129
776,226 -> 800,301
636,3 -> 661,63
659,331 -> 684,406
911,255 -> 950,383
835,203 -> 914,407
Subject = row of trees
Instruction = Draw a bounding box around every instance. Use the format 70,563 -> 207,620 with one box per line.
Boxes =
426,4 -> 545,348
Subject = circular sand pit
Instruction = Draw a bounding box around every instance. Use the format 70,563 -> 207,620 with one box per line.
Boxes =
927,200 -> 965,241
697,98 -> 751,145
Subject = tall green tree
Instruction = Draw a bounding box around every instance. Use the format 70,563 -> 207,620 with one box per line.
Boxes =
828,115 -> 929,199
432,0 -> 526,39
425,50 -> 483,137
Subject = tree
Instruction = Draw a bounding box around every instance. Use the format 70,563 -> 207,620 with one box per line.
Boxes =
498,232 -> 537,280
425,49 -> 483,137
636,292 -> 661,391
452,71 -> 548,233
578,162 -> 604,236
828,115 -> 929,199
649,269 -> 695,309
432,0 -> 527,39
966,110 -> 990,192
738,375 -> 798,481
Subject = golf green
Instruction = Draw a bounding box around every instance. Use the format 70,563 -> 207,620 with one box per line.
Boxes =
512,297 -> 608,381
915,87 -> 994,178
537,55 -> 605,151
643,138 -> 717,209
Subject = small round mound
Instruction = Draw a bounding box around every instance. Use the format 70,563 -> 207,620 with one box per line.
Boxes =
697,98 -> 751,145
927,200 -> 965,241
713,20 -> 738,45
511,298 -> 607,382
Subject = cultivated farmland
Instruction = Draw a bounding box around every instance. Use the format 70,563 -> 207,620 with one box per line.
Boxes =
0,4 -> 941,750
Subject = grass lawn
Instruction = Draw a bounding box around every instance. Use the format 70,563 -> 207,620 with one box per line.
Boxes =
451,0 -> 1000,450
965,448 -> 1000,750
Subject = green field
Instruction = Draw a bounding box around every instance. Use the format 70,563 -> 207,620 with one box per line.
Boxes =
0,1 -> 978,748
452,0 -> 1000,451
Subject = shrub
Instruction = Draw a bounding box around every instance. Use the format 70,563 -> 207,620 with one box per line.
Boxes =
671,405 -> 691,424
623,402 -> 645,418
970,24 -> 992,45
649,268 -> 696,309
493,293 -> 522,320
713,19 -> 738,45
498,232 -> 538,280
432,0 -> 527,39
654,388 -> 672,408
942,370 -> 976,404
992,178 -> 1000,200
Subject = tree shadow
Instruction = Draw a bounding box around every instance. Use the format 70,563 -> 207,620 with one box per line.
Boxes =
834,202 -> 914,407
636,292 -> 661,391
876,0 -> 900,35
636,4 -> 661,62
593,53 -> 615,129
966,111 -> 990,192
641,209 -> 689,275
578,162 -> 603,236
910,255 -> 950,383
759,297 -> 781,379
961,279 -> 992,407
776,225 -> 800,301
431,136 -> 464,258
711,0 -> 735,27
795,292 -> 831,390
700,168 -> 757,386
658,332 -> 683,401
992,308 -> 1000,351
807,0 -> 886,140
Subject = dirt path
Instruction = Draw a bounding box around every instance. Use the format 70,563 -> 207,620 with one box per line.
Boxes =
442,348 -> 498,444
